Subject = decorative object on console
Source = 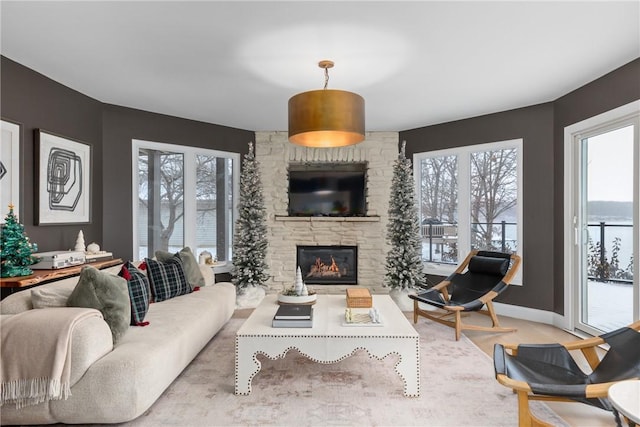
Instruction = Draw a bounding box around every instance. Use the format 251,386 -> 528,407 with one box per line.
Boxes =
74,230 -> 86,252
232,142 -> 269,293
0,204 -> 38,278
198,250 -> 212,265
30,251 -> 86,270
36,130 -> 91,225
384,141 -> 425,290
288,60 -> 365,148
86,242 -> 100,254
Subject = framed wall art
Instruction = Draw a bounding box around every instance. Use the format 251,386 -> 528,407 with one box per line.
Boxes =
1,120 -> 21,223
36,129 -> 92,225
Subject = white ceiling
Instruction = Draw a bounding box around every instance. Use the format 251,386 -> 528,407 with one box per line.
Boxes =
1,1 -> 639,132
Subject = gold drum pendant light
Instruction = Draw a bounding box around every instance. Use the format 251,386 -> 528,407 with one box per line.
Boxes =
288,60 -> 365,147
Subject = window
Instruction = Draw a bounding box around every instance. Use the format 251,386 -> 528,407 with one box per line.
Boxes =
132,139 -> 240,262
414,139 -> 523,282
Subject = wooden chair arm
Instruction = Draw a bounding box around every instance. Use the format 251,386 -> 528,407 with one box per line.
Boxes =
495,373 -> 532,393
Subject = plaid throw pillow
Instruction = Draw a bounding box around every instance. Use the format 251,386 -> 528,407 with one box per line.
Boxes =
145,257 -> 191,302
119,262 -> 151,326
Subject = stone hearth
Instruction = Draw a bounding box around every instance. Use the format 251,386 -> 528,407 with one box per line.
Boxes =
255,131 -> 399,294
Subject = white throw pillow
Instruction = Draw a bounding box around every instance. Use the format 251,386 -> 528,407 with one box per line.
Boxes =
31,286 -> 74,308
199,264 -> 215,286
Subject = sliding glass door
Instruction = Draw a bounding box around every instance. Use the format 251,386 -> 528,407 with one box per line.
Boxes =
566,101 -> 639,335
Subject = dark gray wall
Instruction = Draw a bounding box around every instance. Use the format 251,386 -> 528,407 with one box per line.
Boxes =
1,56 -> 253,261
552,58 -> 640,313
102,105 -> 252,260
401,57 -> 640,314
1,56 -> 104,252
401,104 -> 555,311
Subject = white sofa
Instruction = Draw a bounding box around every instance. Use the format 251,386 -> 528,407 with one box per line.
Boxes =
0,264 -> 236,425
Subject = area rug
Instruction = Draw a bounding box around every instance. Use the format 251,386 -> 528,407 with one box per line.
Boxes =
116,317 -> 568,427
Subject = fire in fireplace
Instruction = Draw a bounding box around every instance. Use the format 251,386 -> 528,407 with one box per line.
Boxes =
296,245 -> 358,285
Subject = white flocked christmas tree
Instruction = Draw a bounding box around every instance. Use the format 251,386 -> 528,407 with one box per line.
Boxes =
232,142 -> 269,294
384,141 -> 425,289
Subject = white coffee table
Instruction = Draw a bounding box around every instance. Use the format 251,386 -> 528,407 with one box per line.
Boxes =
609,380 -> 640,426
235,294 -> 420,397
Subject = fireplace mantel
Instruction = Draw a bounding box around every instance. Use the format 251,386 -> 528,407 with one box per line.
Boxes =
274,215 -> 380,223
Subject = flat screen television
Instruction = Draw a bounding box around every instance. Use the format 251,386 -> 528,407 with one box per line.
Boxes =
288,163 -> 367,217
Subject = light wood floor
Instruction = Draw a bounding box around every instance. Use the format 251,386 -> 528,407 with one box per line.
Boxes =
457,312 -> 615,427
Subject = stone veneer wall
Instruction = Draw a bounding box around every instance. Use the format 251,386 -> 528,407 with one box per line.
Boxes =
255,131 -> 399,294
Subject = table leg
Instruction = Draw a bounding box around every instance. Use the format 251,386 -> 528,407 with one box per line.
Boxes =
235,337 -> 261,395
395,337 -> 421,397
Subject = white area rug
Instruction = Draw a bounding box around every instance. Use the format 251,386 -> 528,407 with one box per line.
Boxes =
115,316 -> 568,427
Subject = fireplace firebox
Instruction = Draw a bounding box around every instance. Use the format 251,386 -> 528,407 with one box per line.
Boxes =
296,245 -> 358,285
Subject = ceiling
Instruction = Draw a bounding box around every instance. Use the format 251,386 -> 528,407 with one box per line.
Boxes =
1,1 -> 638,132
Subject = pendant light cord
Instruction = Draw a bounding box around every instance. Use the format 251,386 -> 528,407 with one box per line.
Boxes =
323,66 -> 330,90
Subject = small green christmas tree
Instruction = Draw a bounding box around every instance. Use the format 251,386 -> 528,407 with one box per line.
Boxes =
384,142 -> 425,289
1,204 -> 38,277
232,142 -> 269,292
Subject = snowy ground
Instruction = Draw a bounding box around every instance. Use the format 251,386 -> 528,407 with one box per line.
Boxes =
586,280 -> 634,331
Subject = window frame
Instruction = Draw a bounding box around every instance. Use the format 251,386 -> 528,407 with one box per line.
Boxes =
413,138 -> 524,284
131,139 -> 240,261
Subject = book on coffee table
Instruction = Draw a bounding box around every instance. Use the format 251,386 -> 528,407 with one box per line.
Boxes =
273,304 -> 312,320
272,304 -> 314,328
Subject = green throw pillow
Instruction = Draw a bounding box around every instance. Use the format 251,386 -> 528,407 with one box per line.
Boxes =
67,265 -> 131,344
155,247 -> 205,290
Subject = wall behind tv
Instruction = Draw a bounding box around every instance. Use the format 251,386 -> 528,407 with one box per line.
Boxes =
1,55 -> 253,261
401,57 -> 640,315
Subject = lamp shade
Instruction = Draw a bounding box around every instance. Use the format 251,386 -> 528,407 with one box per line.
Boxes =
288,89 -> 365,147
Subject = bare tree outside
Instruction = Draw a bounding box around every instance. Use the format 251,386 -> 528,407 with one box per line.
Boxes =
419,155 -> 457,223
470,148 -> 517,252
418,147 -> 518,262
138,149 -> 218,254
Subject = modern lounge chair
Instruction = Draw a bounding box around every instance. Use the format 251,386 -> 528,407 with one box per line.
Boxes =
409,250 -> 521,340
494,321 -> 640,427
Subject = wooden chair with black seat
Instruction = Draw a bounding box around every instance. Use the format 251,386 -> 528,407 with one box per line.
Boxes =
493,320 -> 640,427
409,250 -> 521,341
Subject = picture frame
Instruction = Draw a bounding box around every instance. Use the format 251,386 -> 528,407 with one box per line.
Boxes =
36,129 -> 92,225
1,119 -> 21,223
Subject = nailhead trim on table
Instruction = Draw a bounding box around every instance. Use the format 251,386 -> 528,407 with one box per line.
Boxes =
235,334 -> 421,397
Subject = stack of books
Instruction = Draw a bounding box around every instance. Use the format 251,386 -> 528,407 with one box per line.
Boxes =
272,304 -> 313,328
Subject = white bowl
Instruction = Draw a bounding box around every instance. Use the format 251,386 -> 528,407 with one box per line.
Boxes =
277,294 -> 317,304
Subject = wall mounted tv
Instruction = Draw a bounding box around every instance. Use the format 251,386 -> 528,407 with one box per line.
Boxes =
288,162 -> 367,217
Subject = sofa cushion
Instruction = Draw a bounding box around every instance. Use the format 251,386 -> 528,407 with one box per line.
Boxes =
67,266 -> 131,344
155,247 -> 204,290
145,257 -> 191,302
118,262 -> 151,326
31,286 -> 74,308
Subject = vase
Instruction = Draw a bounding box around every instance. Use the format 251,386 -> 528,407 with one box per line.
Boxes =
388,288 -> 417,312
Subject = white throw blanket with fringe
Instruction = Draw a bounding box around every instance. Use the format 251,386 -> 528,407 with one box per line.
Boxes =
1,307 -> 103,409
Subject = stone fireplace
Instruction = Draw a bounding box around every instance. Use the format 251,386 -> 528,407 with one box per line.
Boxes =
255,131 -> 399,293
297,245 -> 358,285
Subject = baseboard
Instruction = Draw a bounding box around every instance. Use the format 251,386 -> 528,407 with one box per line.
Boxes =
493,302 -> 559,325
